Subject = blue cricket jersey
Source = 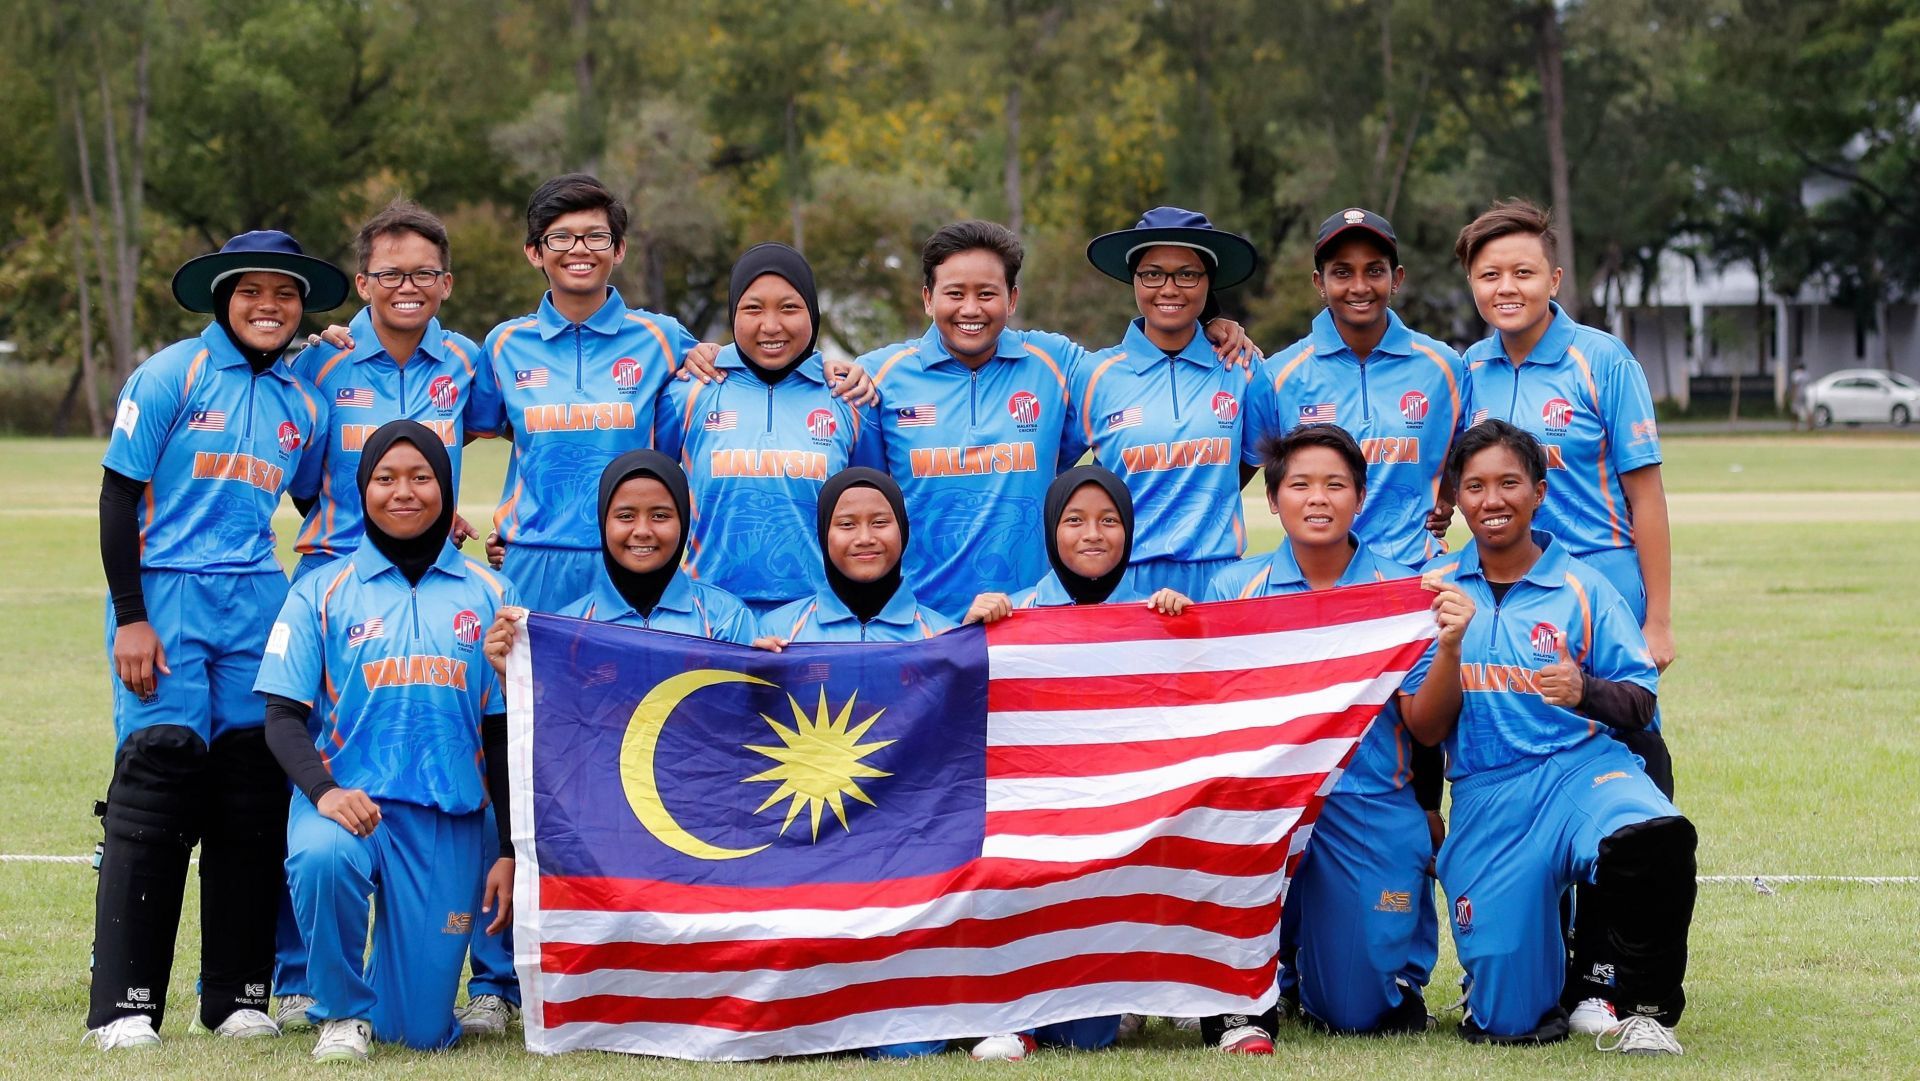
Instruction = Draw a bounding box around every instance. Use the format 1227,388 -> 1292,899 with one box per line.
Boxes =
1422,531 -> 1657,780
1069,319 -> 1254,567
485,289 -> 696,552
655,347 -> 881,606
255,543 -> 515,814
1460,302 -> 1663,556
555,567 -> 756,644
292,306 -> 501,562
1246,309 -> 1466,565
103,324 -> 328,574
1009,573 -> 1146,609
1205,539 -> 1432,797
759,583 -> 956,644
861,325 -> 1088,619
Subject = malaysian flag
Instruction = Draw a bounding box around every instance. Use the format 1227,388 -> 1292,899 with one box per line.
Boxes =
894,404 -> 937,428
1104,405 -> 1144,432
346,618 -> 385,646
186,410 -> 227,432
1297,402 -> 1338,424
335,387 -> 376,409
1470,408 -> 1489,426
504,579 -> 1436,1060
516,368 -> 551,390
703,410 -> 738,432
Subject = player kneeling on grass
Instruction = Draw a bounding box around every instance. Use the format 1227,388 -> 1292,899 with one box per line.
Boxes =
255,421 -> 518,1063
1409,420 -> 1695,1054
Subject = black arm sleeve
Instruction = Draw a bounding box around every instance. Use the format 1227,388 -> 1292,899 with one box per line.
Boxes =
100,468 -> 148,626
263,694 -> 339,804
1410,739 -> 1445,812
1577,675 -> 1657,733
483,712 -> 513,858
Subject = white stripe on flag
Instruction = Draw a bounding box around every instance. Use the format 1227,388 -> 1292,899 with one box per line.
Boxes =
987,670 -> 1410,746
985,608 -> 1435,677
982,805 -> 1305,861
986,738 -> 1352,811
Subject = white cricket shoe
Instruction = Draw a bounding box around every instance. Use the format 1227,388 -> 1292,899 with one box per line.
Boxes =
1596,1014 -> 1683,1056
312,1017 -> 372,1063
1568,997 -> 1618,1036
275,994 -> 317,1031
1217,1021 -> 1274,1055
454,993 -> 518,1037
192,1006 -> 280,1038
82,1015 -> 161,1051
970,1033 -> 1036,1061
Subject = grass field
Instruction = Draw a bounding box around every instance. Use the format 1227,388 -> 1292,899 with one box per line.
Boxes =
3,434 -> 1918,1078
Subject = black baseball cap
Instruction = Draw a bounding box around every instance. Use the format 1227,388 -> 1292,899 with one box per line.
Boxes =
1314,208 -> 1398,266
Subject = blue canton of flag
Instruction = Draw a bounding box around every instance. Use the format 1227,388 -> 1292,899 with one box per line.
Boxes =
515,368 -> 551,389
895,404 -> 938,428
1298,402 -> 1338,424
186,410 -> 227,432
334,387 -> 375,409
703,410 -> 738,432
1104,405 -> 1144,432
346,618 -> 385,646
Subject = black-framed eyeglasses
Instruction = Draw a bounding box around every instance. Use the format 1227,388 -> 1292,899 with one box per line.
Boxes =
365,268 -> 449,289
540,230 -> 617,252
1134,268 -> 1208,288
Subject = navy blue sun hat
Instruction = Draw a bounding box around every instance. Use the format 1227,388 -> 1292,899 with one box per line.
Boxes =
1086,207 -> 1259,290
171,230 -> 350,314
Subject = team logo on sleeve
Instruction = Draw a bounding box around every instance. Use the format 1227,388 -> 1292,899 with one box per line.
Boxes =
1630,418 -> 1659,446
335,387 -> 375,409
1298,402 -> 1338,424
187,410 -> 227,432
452,609 -> 482,649
1008,390 -> 1041,430
806,408 -> 838,442
1454,895 -> 1473,932
429,375 -> 459,413
894,404 -> 937,428
1399,390 -> 1429,425
612,357 -> 643,394
114,399 -> 140,436
347,618 -> 386,646
276,421 -> 303,455
1104,405 -> 1143,432
703,409 -> 738,432
1529,622 -> 1563,659
1211,391 -> 1240,424
514,368 -> 549,389
1542,397 -> 1575,431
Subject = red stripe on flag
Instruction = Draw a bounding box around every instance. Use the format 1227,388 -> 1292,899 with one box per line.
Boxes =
985,772 -> 1327,837
982,577 -> 1430,646
541,891 -> 1279,975
540,951 -> 1275,1032
987,705 -> 1378,778
540,835 -> 1291,915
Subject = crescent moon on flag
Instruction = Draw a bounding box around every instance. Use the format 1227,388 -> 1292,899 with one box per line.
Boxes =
621,668 -> 774,861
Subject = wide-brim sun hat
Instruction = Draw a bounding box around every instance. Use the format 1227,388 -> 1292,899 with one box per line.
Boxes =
1086,206 -> 1258,290
171,229 -> 351,314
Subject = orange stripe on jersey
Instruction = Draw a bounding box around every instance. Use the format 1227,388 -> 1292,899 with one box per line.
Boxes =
786,603 -> 818,640
624,313 -> 677,369
1268,343 -> 1315,396
296,471 -> 330,552
465,560 -> 507,599
181,350 -> 210,398
494,473 -> 524,541
582,602 -> 598,620
491,319 -> 537,360
695,596 -> 712,638
1562,572 -> 1595,666
443,336 -> 475,379
1079,353 -> 1131,445
318,564 -> 355,637
870,346 -> 919,389
1427,560 -> 1461,580
1410,342 -> 1462,510
311,347 -> 352,387
914,612 -> 937,639
139,484 -> 155,557
680,380 -> 706,442
1022,341 -> 1070,405
1236,567 -> 1271,599
1566,346 -> 1621,548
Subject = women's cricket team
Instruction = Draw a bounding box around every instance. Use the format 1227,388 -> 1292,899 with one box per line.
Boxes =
84,171 -> 1697,1063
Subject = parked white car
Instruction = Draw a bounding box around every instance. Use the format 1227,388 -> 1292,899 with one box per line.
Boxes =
1804,368 -> 1919,427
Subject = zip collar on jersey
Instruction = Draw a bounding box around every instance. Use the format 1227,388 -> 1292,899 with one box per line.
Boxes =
1120,318 -> 1217,374
1023,569 -> 1146,607
338,305 -> 453,367
535,287 -> 629,341
1476,300 -> 1578,367
580,566 -> 701,623
1308,307 -> 1415,362
714,344 -> 828,385
914,322 -> 1029,371
1449,528 -> 1572,589
199,322 -> 300,382
810,579 -> 928,629
349,535 -> 467,584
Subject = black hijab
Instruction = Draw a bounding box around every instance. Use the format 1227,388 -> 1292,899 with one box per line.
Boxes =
597,450 -> 691,618
356,420 -> 455,585
728,242 -> 819,386
816,467 -> 908,624
211,276 -> 302,375
1043,465 -> 1136,606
